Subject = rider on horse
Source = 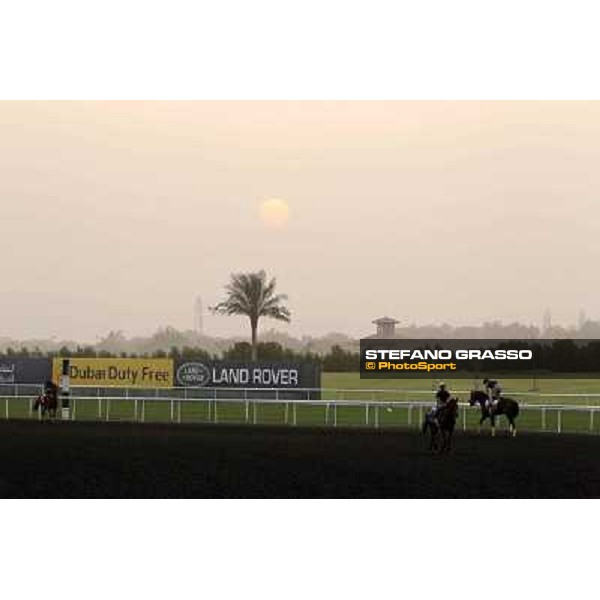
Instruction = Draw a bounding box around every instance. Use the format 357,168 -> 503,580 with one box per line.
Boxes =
483,378 -> 502,413
429,382 -> 451,426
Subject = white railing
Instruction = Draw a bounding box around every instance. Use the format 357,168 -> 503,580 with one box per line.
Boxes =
3,389 -> 600,434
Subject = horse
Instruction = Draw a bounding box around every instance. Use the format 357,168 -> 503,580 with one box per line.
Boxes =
32,388 -> 58,420
421,396 -> 459,453
469,390 -> 519,437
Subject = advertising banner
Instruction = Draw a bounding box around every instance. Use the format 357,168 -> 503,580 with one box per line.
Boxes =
0,358 -> 52,385
174,360 -> 321,399
52,358 -> 174,387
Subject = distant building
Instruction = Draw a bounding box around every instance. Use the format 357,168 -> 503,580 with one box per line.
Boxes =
542,309 -> 552,335
194,296 -> 204,335
372,316 -> 400,338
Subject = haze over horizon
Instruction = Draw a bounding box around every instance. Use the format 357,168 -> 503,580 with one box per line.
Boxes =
1,101 -> 598,343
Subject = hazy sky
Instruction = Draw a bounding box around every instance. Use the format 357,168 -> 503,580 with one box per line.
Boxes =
1,101 -> 598,341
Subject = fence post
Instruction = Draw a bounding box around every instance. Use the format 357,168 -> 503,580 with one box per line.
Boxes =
285,402 -> 289,425
141,398 -> 145,423
178,400 -> 181,423
541,407 -> 546,430
408,404 -> 412,426
375,405 -> 380,429
293,402 -> 297,426
462,406 -> 466,431
72,398 -> 76,421
214,398 -> 218,423
365,403 -> 369,426
325,403 -> 329,425
557,409 -> 562,434
333,403 -> 337,428
591,409 -> 595,433
170,397 -> 174,422
106,398 -> 111,422
5,397 -> 8,420
98,388 -> 102,420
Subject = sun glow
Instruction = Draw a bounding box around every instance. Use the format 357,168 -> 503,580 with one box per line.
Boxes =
259,198 -> 290,229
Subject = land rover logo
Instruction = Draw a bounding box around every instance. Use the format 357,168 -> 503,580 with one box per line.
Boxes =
177,362 -> 211,386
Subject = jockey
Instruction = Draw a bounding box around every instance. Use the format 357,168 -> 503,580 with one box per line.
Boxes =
429,382 -> 451,424
43,380 -> 58,398
483,378 -> 502,412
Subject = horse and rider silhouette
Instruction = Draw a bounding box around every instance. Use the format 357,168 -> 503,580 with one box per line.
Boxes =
422,396 -> 459,453
32,381 -> 59,420
469,389 -> 520,437
422,381 -> 521,450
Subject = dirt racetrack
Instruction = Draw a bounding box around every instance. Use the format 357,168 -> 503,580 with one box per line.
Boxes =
1,419 -> 599,497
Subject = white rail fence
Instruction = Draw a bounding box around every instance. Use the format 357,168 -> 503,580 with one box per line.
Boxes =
2,385 -> 600,434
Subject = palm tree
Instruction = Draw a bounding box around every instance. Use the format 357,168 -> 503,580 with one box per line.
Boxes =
210,270 -> 291,361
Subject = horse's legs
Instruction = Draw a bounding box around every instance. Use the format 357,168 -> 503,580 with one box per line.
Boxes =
441,429 -> 448,452
490,415 -> 496,437
479,410 -> 488,435
430,425 -> 439,452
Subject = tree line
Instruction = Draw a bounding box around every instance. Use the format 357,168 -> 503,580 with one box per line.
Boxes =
0,343 -> 359,372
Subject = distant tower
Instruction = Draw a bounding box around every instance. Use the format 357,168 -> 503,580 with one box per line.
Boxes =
194,296 -> 204,335
372,316 -> 400,338
542,309 -> 552,335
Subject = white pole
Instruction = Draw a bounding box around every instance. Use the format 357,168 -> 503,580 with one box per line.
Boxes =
462,406 -> 466,431
375,405 -> 379,429
557,409 -> 562,433
591,409 -> 595,433
245,400 -> 249,424
60,359 -> 70,420
542,407 -> 546,430
293,402 -> 297,426
285,402 -> 289,425
5,397 -> 8,420
365,403 -> 369,426
333,403 -> 337,428
106,398 -> 111,422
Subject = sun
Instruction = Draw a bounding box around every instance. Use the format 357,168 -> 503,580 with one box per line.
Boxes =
259,198 -> 290,229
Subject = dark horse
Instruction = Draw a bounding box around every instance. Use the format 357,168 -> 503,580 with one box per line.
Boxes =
422,397 -> 459,453
469,390 -> 519,437
32,382 -> 59,420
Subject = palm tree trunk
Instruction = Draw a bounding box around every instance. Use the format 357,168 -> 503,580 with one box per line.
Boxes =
250,318 -> 258,362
